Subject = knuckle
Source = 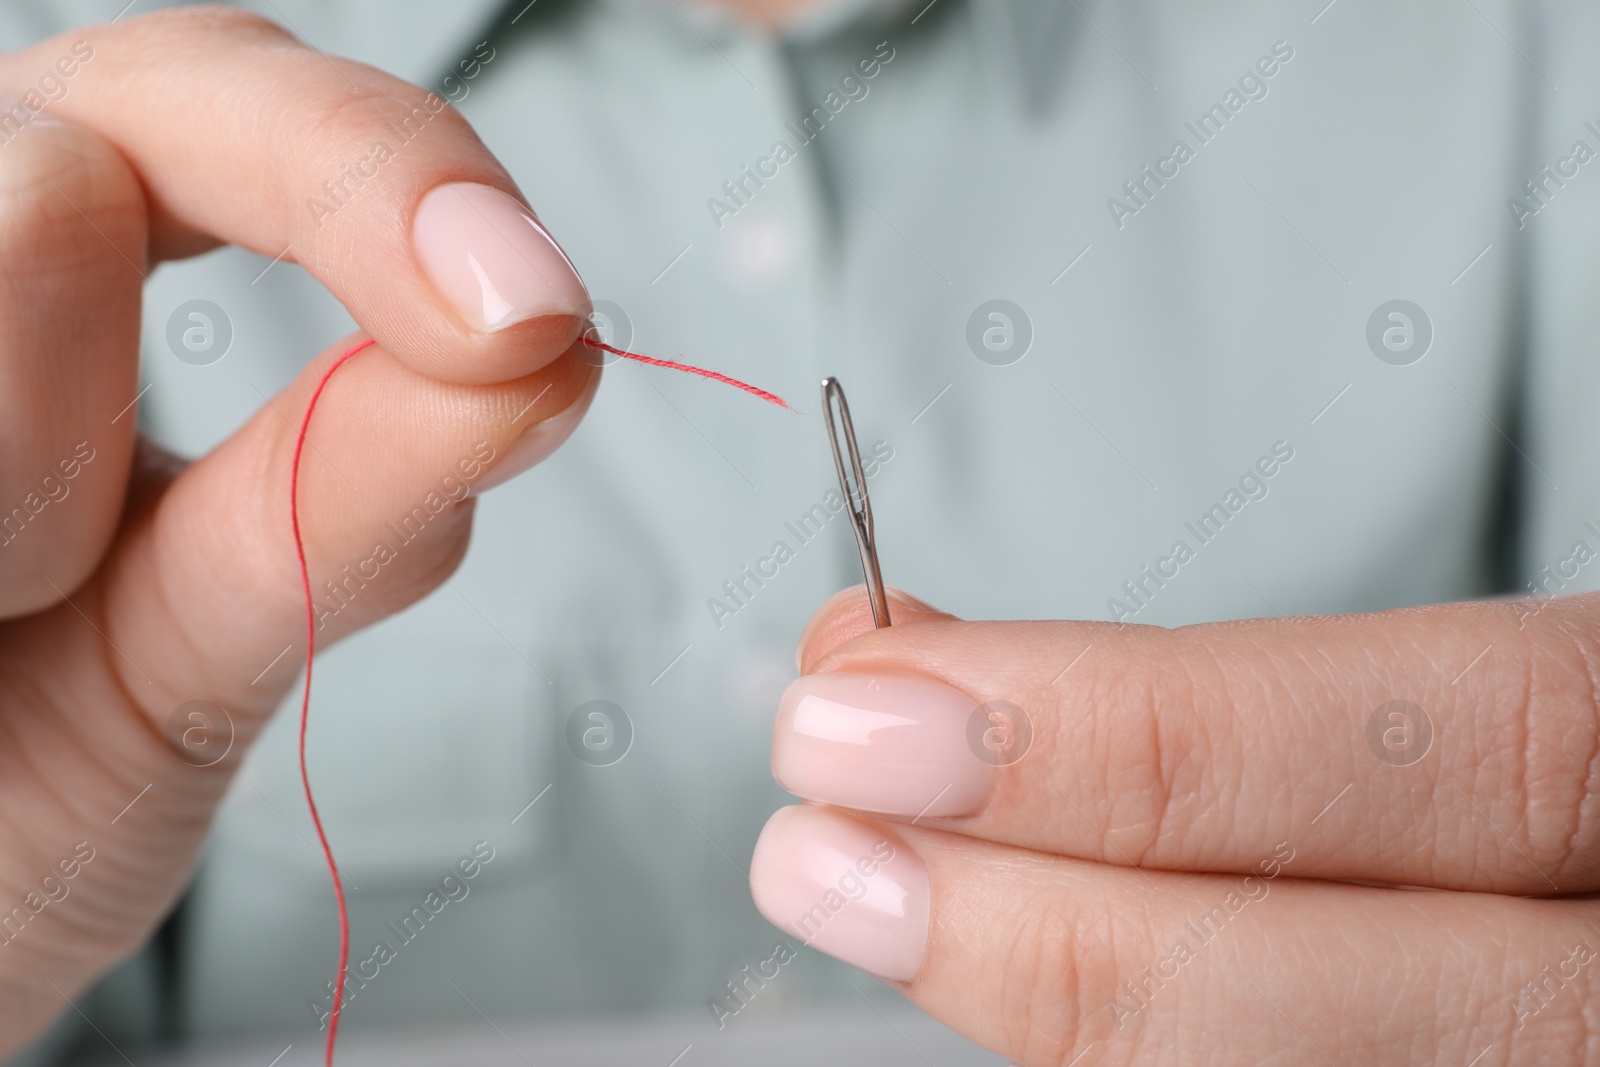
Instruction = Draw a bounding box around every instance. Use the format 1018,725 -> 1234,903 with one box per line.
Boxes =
1073,630 -> 1190,868
0,124 -> 144,276
1512,613 -> 1600,884
991,893 -> 1095,1067
281,85 -> 475,234
0,118 -> 134,211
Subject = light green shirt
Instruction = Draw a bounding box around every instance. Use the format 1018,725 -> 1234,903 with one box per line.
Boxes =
9,0 -> 1600,1057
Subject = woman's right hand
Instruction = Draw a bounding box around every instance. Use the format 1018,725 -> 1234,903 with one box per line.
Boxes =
0,8 -> 596,1054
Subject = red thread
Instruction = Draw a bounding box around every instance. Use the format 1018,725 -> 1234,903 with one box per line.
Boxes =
289,335 -> 785,1066
580,337 -> 793,410
291,337 -> 372,1067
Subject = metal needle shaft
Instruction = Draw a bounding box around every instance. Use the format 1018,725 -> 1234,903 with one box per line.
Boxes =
821,378 -> 891,629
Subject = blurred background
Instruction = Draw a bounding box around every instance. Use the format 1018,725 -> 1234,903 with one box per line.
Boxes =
7,0 -> 1600,1062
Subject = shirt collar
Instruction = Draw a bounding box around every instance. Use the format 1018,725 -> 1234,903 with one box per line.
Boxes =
486,0 -> 1075,114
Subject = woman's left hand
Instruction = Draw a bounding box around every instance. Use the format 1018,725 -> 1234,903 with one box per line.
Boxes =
751,586 -> 1600,1066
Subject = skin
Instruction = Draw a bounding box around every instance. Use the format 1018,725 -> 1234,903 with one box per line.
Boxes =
3,3 -> 1591,1064
786,586 -> 1600,1064
0,8 -> 595,1055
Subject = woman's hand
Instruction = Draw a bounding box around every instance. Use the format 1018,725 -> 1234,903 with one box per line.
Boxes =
0,8 -> 595,1054
753,586 -> 1600,1065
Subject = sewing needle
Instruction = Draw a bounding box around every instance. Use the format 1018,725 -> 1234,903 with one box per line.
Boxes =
821,378 -> 891,628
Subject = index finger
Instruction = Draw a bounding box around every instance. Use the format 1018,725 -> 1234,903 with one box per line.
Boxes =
0,7 -> 590,385
782,587 -> 1600,894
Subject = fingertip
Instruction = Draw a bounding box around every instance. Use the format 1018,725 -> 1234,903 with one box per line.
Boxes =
796,585 -> 953,673
458,310 -> 591,385
749,804 -> 929,983
471,348 -> 601,493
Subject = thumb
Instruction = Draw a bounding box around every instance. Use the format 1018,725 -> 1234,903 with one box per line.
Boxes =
0,335 -> 591,1039
103,331 -> 596,732
797,584 -> 956,674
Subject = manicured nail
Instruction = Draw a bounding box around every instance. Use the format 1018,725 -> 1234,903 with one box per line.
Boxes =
773,672 -> 992,817
473,386 -> 594,493
412,183 -> 591,332
750,806 -> 929,982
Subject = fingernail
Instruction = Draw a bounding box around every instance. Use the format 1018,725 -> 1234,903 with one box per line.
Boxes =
773,672 -> 992,818
473,387 -> 593,493
412,183 -> 591,333
750,806 -> 928,982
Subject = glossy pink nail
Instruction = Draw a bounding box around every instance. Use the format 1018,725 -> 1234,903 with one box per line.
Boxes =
750,806 -> 929,982
772,672 -> 992,818
412,182 -> 590,332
